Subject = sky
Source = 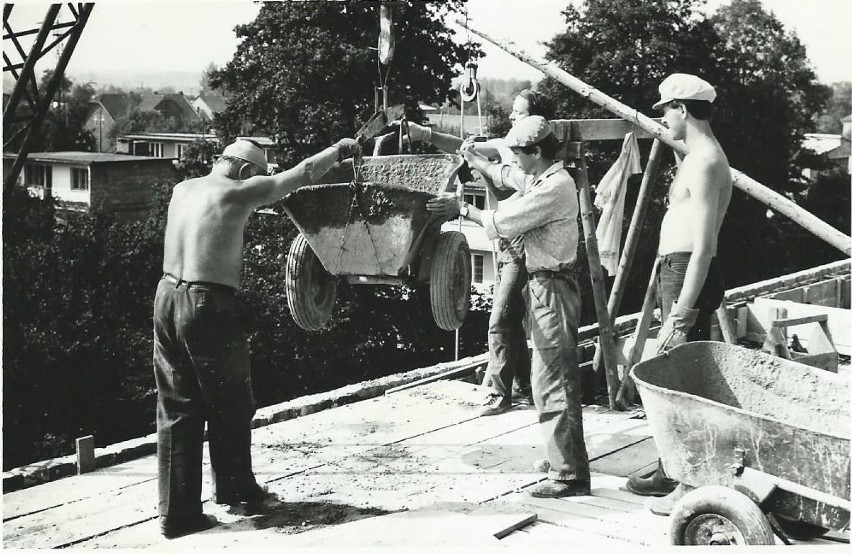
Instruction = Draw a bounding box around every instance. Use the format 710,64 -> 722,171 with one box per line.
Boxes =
6,0 -> 851,89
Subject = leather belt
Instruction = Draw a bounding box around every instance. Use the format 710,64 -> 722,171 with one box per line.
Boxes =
162,273 -> 236,293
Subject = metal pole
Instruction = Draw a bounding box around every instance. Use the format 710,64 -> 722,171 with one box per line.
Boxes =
4,4 -> 94,190
455,19 -> 851,257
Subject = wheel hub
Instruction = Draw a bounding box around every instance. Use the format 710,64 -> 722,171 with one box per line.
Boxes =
684,514 -> 746,545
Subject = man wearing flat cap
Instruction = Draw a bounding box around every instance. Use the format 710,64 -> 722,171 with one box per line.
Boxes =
427,115 -> 591,499
625,73 -> 732,512
153,136 -> 358,538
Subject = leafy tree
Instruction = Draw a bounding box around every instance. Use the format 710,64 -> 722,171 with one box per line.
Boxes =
209,1 -> 477,167
198,62 -> 220,94
533,0 -> 832,313
815,81 -> 852,133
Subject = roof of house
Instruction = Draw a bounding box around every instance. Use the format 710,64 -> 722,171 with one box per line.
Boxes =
196,93 -> 227,114
119,132 -> 219,142
802,133 -> 843,156
3,151 -> 170,164
137,92 -> 200,121
91,93 -> 133,119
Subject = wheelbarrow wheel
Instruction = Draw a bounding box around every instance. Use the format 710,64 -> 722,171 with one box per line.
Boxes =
773,514 -> 829,541
429,231 -> 471,331
670,485 -> 775,545
286,234 -> 337,331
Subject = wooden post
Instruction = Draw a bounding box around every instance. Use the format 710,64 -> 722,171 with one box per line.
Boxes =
573,142 -> 621,409
594,138 -> 667,373
454,20 -> 852,257
76,435 -> 95,474
716,304 -> 737,344
616,259 -> 660,408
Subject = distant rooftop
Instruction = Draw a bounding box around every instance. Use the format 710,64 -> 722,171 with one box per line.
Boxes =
3,151 -> 168,164
119,132 -> 219,142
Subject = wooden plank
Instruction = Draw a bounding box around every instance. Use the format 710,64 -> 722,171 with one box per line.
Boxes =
502,491 -> 669,546
384,359 -> 485,394
500,518 -> 637,547
772,314 -> 829,327
3,381 -> 489,549
550,118 -> 662,142
589,436 -> 658,477
466,504 -> 537,539
752,297 -> 850,355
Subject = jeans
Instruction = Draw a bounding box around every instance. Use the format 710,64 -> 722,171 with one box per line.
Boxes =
485,258 -> 531,398
657,252 -> 725,340
528,272 -> 590,482
153,277 -> 257,517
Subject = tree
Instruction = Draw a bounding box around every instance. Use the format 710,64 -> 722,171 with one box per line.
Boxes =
209,1 -> 477,167
533,0 -> 831,307
815,81 -> 851,133
198,62 -> 220,94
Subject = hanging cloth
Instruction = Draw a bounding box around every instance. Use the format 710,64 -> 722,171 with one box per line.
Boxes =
594,131 -> 642,276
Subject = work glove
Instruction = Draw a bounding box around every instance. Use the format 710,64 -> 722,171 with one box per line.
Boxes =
425,195 -> 461,220
334,138 -> 360,161
656,301 -> 699,354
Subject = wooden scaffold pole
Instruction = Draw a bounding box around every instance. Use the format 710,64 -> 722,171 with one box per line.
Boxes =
454,20 -> 852,257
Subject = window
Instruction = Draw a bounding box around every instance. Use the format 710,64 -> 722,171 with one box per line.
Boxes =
24,164 -> 51,188
149,142 -> 164,157
472,254 -> 484,284
464,192 -> 486,210
176,144 -> 187,159
70,167 -> 89,191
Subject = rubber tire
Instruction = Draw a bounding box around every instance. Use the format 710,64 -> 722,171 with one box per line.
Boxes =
670,485 -> 775,546
429,231 -> 471,331
285,234 -> 337,331
773,514 -> 829,541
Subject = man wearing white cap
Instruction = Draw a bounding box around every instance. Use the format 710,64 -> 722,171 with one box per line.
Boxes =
427,115 -> 591,499
625,73 -> 732,512
153,137 -> 358,538
400,89 -> 551,417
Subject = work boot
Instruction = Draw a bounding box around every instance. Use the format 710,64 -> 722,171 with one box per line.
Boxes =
648,483 -> 691,516
625,460 -> 678,497
480,393 -> 511,416
159,513 -> 218,539
529,479 -> 591,498
214,483 -> 280,511
511,386 -> 533,406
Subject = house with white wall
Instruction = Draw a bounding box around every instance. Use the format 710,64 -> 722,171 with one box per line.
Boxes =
116,132 -> 220,159
3,151 -> 176,220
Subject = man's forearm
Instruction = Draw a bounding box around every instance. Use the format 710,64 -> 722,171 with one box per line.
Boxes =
429,129 -> 464,155
300,145 -> 345,186
677,252 -> 712,309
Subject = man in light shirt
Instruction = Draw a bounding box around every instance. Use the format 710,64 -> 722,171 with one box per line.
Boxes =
426,115 -> 590,498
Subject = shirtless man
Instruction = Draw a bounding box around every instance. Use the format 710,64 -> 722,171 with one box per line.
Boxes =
153,137 -> 358,538
625,73 -> 731,512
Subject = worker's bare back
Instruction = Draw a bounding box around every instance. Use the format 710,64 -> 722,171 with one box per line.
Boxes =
658,142 -> 732,256
163,175 -> 256,289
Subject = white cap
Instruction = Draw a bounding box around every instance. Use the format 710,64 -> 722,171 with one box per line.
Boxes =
653,73 -> 716,110
219,139 -> 267,171
503,115 -> 553,148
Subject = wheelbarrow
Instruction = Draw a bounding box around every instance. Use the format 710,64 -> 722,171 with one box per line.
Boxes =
281,153 -> 470,331
631,341 -> 850,545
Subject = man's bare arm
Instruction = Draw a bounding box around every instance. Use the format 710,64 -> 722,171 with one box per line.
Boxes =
229,140 -> 357,208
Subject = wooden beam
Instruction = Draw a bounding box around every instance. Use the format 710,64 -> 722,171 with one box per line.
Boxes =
550,119 -> 662,142
455,19 -> 852,257
573,146 -> 621,410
